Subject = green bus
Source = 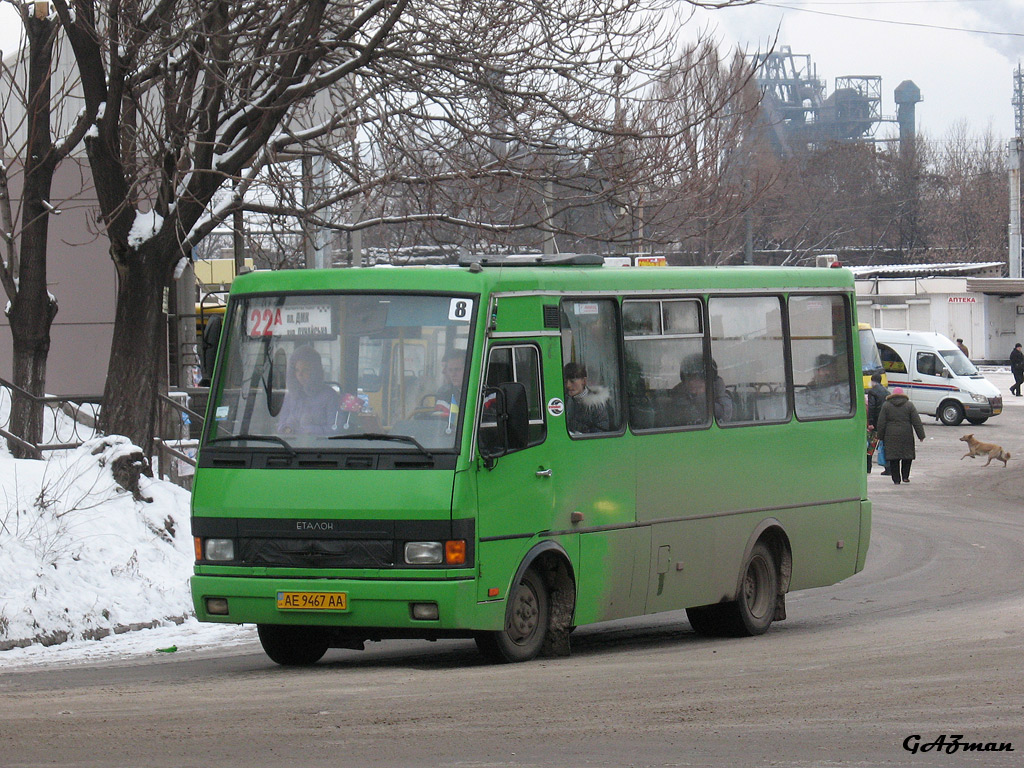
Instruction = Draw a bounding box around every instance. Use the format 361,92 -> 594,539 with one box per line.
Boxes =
191,256 -> 871,664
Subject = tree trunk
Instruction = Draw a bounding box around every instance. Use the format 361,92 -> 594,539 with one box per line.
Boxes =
6,228 -> 58,458
5,9 -> 60,459
6,313 -> 53,459
100,253 -> 169,451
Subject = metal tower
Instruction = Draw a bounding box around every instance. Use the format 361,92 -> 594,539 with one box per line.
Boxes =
1014,64 -> 1024,139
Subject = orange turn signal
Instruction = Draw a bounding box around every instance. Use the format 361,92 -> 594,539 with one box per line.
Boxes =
194,537 -> 203,561
445,539 -> 466,565
487,588 -> 500,598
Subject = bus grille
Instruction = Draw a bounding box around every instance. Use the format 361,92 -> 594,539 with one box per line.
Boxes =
237,538 -> 393,568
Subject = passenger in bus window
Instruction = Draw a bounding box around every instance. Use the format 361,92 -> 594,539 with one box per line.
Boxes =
563,362 -> 611,434
668,354 -> 731,424
277,346 -> 339,435
796,353 -> 852,419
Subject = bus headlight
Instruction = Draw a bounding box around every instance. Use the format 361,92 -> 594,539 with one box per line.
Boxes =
405,541 -> 443,564
204,538 -> 235,561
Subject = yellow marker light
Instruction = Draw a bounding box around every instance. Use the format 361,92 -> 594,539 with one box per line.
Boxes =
445,540 -> 467,565
193,537 -> 203,561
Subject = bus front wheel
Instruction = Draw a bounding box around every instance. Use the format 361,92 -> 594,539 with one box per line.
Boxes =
475,569 -> 549,663
687,542 -> 778,638
257,624 -> 330,666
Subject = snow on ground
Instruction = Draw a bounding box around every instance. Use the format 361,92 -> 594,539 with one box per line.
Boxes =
0,435 -> 252,670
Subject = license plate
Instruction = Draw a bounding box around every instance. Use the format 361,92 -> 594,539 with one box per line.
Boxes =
276,591 -> 348,610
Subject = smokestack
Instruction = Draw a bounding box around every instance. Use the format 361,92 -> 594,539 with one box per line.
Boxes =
894,80 -> 922,157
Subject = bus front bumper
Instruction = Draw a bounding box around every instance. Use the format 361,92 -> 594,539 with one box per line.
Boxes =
191,574 -> 503,632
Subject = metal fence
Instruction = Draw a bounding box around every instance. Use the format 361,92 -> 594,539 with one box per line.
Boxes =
153,390 -> 209,489
0,376 -> 206,489
0,376 -> 103,458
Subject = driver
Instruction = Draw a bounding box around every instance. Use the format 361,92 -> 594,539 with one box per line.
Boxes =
277,346 -> 338,435
434,351 -> 465,415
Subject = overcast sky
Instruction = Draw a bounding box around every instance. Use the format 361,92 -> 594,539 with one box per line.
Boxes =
1,1 -> 1021,143
694,0 -> 1024,142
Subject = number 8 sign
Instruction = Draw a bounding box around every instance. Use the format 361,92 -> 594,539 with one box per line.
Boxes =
448,298 -> 473,322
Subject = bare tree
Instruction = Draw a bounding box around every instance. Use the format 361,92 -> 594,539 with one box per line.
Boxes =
921,122 -> 1008,262
627,44 -> 767,262
1,2 -> 91,456
44,0 -> 413,447
237,4 -> 762,260
3,0 -> 754,450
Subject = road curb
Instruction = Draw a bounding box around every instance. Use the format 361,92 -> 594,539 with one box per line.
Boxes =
0,613 -> 191,652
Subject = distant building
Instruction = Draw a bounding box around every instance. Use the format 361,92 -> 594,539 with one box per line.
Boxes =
854,262 -> 1024,362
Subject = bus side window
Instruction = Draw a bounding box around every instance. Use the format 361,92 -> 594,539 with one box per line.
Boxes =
559,298 -> 624,436
480,344 -> 546,449
710,295 -> 788,424
789,294 -> 854,421
624,297 -> 710,430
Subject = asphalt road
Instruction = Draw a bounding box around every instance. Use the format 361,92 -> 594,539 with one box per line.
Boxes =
2,373 -> 1023,767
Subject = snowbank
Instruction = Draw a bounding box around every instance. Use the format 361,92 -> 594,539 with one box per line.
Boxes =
0,437 -> 195,651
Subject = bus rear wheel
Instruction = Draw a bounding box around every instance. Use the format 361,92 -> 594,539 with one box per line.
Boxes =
686,542 -> 778,638
257,624 -> 330,666
475,569 -> 549,663
735,542 -> 778,635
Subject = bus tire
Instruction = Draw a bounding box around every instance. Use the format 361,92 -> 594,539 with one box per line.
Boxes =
257,624 -> 329,666
733,541 -> 778,636
938,401 -> 965,426
686,542 -> 778,638
475,569 -> 549,663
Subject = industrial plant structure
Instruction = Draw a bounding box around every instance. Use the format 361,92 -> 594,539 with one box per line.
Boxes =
752,46 -> 921,157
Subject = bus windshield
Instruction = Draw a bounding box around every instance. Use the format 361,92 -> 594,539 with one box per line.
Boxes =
205,293 -> 474,452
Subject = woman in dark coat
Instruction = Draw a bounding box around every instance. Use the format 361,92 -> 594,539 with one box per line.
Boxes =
875,387 -> 925,485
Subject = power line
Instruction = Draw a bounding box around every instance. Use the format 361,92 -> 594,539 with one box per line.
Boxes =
758,2 -> 1024,38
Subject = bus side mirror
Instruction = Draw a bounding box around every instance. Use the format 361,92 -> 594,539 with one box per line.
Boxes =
478,382 -> 530,463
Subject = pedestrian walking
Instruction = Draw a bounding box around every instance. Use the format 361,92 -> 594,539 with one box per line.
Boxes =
1010,343 -> 1024,397
875,386 -> 926,485
865,373 -> 889,473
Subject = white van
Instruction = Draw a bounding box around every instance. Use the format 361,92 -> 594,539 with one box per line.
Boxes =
873,330 -> 1002,426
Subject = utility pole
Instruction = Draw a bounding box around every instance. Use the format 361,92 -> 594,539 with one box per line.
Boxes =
1009,65 -> 1024,279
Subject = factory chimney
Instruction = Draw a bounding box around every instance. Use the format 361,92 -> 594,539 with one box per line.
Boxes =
894,80 -> 922,157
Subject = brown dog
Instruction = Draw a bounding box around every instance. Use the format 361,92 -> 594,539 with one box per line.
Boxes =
959,433 -> 1011,467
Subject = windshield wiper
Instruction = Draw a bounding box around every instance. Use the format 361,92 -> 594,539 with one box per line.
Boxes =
328,432 -> 433,459
206,434 -> 297,457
